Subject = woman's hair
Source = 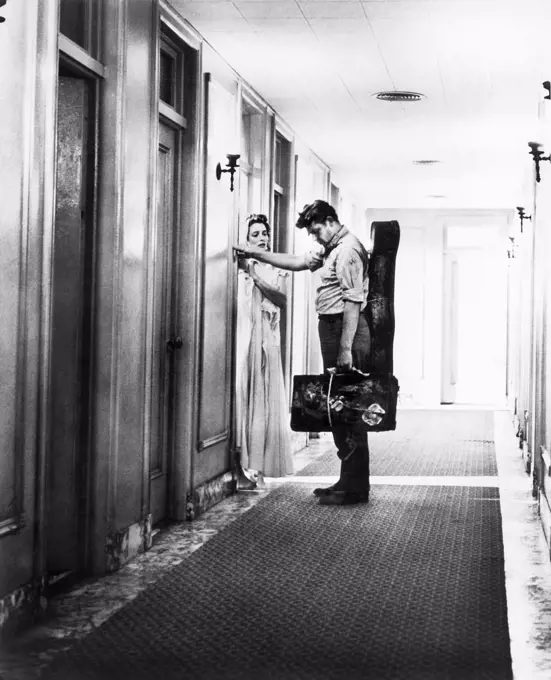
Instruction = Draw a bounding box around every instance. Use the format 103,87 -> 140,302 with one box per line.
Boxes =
246,213 -> 271,241
296,200 -> 339,230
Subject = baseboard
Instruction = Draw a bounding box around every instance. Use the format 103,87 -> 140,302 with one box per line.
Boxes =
521,440 -> 532,475
105,514 -> 152,573
186,471 -> 235,522
0,576 -> 47,640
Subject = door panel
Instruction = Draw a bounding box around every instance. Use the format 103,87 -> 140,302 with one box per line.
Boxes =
48,76 -> 90,572
150,122 -> 177,525
442,246 -> 507,404
196,75 -> 236,483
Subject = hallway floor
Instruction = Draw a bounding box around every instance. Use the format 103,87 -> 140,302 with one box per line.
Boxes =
1,409 -> 551,679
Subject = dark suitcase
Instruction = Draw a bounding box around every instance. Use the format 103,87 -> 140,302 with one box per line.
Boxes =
291,370 -> 399,432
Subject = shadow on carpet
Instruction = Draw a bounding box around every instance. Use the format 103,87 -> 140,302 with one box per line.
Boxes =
41,483 -> 512,680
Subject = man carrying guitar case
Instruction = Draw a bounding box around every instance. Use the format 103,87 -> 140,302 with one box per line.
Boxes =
234,200 -> 399,506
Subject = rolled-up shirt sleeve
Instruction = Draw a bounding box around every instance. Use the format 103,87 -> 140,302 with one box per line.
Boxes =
335,248 -> 364,303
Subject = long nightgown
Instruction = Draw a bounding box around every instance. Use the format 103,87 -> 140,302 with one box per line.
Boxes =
235,263 -> 294,477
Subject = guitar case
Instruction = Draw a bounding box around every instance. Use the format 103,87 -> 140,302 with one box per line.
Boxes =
291,220 -> 400,432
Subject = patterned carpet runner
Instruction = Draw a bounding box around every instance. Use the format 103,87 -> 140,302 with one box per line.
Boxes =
41,409 -> 511,679
297,409 -> 498,477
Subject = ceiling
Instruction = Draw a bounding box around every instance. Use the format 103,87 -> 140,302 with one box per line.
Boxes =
169,0 -> 551,211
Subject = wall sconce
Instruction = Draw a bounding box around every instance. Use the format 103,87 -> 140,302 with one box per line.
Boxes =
0,0 -> 7,23
543,81 -> 551,101
516,206 -> 531,233
507,236 -> 517,260
528,142 -> 551,183
215,154 -> 240,192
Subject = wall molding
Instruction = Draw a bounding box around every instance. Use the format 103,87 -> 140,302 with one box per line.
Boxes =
198,430 -> 229,453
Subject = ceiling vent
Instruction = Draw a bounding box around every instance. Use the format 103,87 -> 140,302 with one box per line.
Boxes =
374,91 -> 426,102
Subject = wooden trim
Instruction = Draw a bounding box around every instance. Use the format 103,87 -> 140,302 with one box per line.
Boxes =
171,41 -> 204,516
195,72 -> 211,455
241,82 -> 267,114
159,101 -> 188,129
8,2 -> 45,536
160,1 -> 202,51
181,56 -> 205,497
274,114 -> 294,143
0,515 -> 25,538
85,0 -> 127,573
32,0 -> 62,581
262,108 -> 272,214
141,0 -> 161,520
268,113 -> 276,223
58,35 -> 105,78
226,90 -> 242,464
198,430 -> 229,452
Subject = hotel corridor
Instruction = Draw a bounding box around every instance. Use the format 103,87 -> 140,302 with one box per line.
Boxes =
1,408 -> 550,680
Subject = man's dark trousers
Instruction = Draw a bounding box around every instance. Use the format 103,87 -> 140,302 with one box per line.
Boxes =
318,313 -> 370,494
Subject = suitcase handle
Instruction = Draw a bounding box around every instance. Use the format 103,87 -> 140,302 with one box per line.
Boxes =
327,366 -> 370,377
326,367 -> 370,427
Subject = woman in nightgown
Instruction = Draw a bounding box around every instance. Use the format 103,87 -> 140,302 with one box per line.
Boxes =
234,214 -> 294,488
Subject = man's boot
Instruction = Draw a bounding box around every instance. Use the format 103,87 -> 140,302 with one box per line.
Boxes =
315,430 -> 370,505
312,458 -> 346,497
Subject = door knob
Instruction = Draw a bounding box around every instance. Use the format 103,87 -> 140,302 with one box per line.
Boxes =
166,336 -> 183,353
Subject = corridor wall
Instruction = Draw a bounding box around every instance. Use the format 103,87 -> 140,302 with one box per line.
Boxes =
510,93 -> 551,551
0,0 -> 349,635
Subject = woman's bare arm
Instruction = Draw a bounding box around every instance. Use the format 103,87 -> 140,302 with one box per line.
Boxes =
249,264 -> 286,309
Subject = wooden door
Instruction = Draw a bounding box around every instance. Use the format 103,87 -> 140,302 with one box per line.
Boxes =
195,73 -> 236,485
150,122 -> 179,525
48,76 -> 91,572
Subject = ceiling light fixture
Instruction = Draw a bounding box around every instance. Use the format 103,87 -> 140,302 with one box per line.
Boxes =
413,160 -> 440,165
374,91 -> 426,102
426,194 -> 446,199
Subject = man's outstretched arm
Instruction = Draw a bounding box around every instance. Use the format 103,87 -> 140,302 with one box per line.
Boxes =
233,246 -> 312,271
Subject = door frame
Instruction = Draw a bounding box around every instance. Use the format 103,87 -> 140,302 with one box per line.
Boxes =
42,46 -> 103,576
144,5 -> 203,522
